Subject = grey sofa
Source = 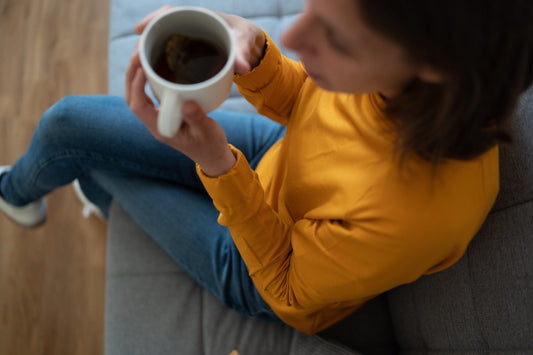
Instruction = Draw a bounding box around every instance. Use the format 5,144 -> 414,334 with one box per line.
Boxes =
104,0 -> 533,354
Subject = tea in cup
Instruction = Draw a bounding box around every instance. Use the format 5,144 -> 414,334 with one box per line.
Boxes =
139,7 -> 235,137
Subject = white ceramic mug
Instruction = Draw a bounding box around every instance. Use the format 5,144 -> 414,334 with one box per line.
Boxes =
139,7 -> 236,137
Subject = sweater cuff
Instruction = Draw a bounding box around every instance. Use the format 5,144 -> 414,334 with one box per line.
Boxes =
197,145 -> 263,224
233,32 -> 282,92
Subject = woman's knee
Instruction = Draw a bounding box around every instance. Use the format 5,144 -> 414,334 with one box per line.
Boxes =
37,95 -> 122,144
39,95 -> 89,134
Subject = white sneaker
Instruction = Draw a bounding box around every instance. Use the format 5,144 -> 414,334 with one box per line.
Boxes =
72,179 -> 104,220
0,166 -> 47,228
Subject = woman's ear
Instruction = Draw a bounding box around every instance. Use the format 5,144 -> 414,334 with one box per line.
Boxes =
418,65 -> 446,84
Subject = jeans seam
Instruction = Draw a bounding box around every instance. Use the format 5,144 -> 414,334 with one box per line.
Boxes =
23,148 -> 189,199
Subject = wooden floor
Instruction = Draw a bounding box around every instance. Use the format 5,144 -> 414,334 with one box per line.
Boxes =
0,0 -> 110,354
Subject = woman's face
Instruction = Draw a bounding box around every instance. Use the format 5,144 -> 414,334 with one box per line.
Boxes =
281,0 -> 431,98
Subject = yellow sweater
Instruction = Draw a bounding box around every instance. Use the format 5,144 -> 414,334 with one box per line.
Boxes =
197,36 -> 499,334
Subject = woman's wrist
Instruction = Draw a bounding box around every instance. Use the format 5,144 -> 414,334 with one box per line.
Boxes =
198,146 -> 237,178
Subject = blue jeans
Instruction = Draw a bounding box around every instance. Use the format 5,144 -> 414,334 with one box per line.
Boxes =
1,95 -> 286,321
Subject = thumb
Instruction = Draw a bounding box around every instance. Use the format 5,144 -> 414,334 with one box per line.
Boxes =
182,101 -> 204,121
181,101 -> 210,131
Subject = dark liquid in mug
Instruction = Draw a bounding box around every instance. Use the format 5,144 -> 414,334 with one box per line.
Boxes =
152,34 -> 227,85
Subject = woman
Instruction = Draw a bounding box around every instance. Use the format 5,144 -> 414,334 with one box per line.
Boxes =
1,0 -> 532,334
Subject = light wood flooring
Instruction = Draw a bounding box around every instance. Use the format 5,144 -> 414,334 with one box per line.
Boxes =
0,0 -> 110,353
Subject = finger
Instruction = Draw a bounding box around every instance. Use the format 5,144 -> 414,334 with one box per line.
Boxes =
134,5 -> 175,34
130,68 -> 157,127
180,101 -> 210,137
125,51 -> 141,105
182,101 -> 205,124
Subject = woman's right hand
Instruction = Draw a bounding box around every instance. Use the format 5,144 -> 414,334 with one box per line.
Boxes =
134,6 -> 266,75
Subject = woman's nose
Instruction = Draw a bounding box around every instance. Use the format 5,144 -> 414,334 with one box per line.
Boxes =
281,12 -> 318,56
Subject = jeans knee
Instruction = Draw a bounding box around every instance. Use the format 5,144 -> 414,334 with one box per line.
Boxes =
40,95 -> 83,131
37,95 -> 102,147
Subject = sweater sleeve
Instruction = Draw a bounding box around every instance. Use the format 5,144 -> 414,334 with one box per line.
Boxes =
197,145 -> 497,334
233,33 -> 308,125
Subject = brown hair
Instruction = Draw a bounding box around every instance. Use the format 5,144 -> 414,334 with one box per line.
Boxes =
358,0 -> 533,166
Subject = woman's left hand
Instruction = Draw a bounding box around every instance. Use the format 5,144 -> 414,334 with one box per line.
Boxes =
125,52 -> 236,178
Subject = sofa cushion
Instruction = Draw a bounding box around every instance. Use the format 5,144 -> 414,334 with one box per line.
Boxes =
387,86 -> 533,353
105,201 -> 361,355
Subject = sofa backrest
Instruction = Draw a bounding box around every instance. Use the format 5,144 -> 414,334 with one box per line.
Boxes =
387,85 -> 533,353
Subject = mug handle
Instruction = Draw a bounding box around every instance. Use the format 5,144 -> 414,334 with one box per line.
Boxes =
157,91 -> 183,137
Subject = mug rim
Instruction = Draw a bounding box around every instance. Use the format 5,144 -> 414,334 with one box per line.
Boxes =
138,7 -> 236,90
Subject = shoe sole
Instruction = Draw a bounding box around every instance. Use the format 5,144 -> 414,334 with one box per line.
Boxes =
1,213 -> 47,229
